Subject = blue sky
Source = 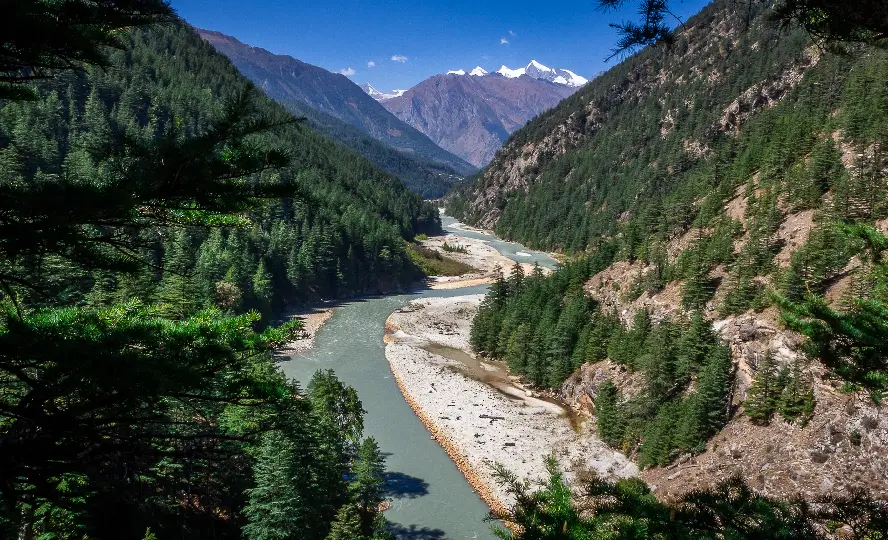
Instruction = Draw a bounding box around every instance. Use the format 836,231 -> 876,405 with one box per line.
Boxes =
172,0 -> 711,91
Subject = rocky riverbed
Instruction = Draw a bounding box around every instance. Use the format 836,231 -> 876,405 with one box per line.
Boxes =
384,294 -> 638,510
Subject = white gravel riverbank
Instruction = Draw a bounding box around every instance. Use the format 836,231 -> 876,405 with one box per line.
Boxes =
384,295 -> 638,510
279,308 -> 336,354
421,232 -> 548,290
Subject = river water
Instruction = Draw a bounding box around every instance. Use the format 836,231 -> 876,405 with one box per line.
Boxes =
280,217 -> 557,539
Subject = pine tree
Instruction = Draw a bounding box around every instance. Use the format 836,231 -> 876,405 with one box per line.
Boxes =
676,311 -> 714,378
595,381 -> 625,447
505,323 -> 532,374
639,402 -> 680,467
744,350 -> 784,425
676,344 -> 734,452
243,432 -> 307,540
639,323 -> 679,404
695,344 -> 734,436
779,359 -> 816,426
158,229 -> 201,319
586,311 -> 618,363
508,261 -> 525,296
326,504 -> 364,540
489,264 -> 509,306
308,369 -> 366,458
349,438 -> 387,535
252,258 -> 274,318
682,247 -> 715,310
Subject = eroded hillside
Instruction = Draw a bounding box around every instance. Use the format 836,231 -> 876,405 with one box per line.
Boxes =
456,0 -> 888,504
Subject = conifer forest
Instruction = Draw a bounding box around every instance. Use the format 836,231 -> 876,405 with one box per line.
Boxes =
3,0 -> 888,539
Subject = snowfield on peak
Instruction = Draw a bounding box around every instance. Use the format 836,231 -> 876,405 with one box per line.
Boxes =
360,83 -> 406,101
496,60 -> 587,87
496,65 -> 526,78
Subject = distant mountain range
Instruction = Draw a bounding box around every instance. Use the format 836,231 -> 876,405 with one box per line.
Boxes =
197,29 -> 475,198
365,61 -> 585,166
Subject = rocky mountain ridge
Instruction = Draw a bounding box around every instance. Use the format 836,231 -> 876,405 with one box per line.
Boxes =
197,29 -> 476,197
449,0 -> 888,504
374,68 -> 580,166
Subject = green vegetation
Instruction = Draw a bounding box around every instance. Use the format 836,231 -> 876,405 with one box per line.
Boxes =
491,457 -> 888,539
471,262 -> 734,467
779,225 -> 888,402
597,0 -> 888,59
280,97 -> 469,198
0,2 -> 435,537
405,243 -> 477,276
0,18 -> 440,318
450,2 -> 888,302
744,352 -> 816,426
464,1 -> 888,537
442,241 -> 470,254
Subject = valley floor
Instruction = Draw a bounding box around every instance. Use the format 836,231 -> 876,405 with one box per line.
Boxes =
384,294 -> 637,510
421,230 -> 547,289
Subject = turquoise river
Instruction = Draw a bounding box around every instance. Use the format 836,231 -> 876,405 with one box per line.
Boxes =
280,217 -> 558,539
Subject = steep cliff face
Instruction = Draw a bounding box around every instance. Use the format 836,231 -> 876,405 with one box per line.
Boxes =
381,72 -> 577,167
446,2 -> 820,243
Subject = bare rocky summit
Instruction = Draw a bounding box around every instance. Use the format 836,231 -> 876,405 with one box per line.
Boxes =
378,70 -> 578,167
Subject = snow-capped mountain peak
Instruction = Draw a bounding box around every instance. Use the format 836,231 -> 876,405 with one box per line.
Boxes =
491,61 -> 587,87
360,84 -> 406,101
446,69 -> 466,75
523,60 -> 587,87
527,59 -> 551,72
469,66 -> 488,76
496,65 -> 526,78
360,83 -> 381,96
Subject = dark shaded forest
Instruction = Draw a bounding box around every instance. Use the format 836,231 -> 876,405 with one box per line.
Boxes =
0,3 -> 436,538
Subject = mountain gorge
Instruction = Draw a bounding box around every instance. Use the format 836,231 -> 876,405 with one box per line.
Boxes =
6,0 -> 888,537
368,61 -> 585,166
198,29 -> 475,197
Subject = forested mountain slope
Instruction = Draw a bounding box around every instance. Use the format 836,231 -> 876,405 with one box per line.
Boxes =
0,23 -> 440,315
199,29 -> 476,197
462,0 -> 888,508
447,0 -> 818,249
0,4 -> 426,538
277,97 -> 467,198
